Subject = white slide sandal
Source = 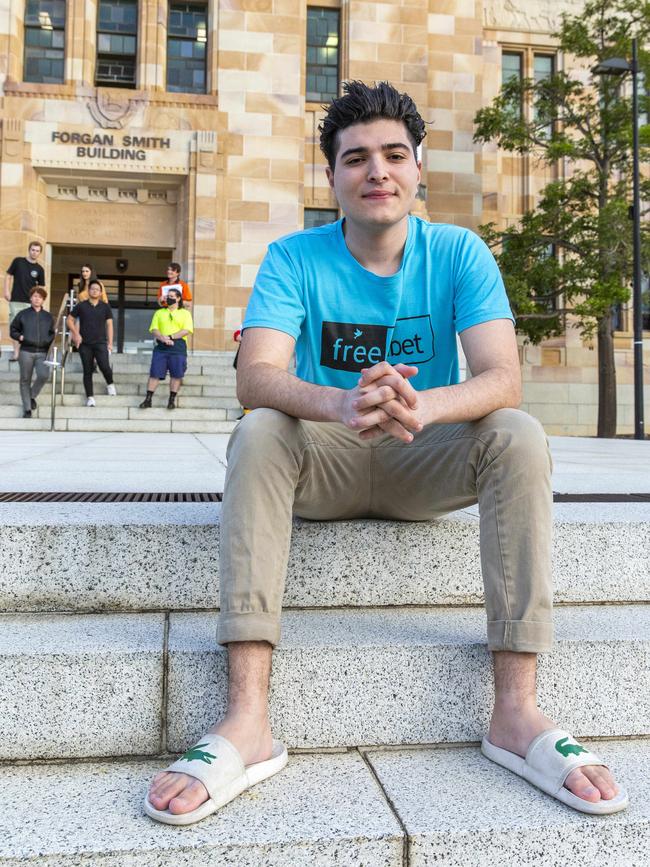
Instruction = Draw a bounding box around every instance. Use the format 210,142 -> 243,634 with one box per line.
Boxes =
144,733 -> 288,826
482,728 -> 629,815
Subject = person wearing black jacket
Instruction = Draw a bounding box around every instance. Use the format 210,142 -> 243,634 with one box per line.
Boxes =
9,286 -> 55,418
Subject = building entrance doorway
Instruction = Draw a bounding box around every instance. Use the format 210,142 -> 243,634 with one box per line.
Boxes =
52,245 -> 174,352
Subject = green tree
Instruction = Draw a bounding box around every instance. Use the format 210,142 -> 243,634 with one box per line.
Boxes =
474,0 -> 650,437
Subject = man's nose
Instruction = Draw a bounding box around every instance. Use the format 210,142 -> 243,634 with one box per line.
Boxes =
366,157 -> 389,182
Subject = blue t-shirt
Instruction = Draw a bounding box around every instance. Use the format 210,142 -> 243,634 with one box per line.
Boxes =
243,216 -> 514,390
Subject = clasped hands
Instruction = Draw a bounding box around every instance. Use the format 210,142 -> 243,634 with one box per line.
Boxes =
340,361 -> 423,443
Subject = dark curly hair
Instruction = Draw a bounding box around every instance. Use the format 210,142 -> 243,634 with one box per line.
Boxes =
319,81 -> 426,171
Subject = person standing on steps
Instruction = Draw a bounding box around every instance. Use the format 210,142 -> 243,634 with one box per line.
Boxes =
146,81 -> 627,826
77,264 -> 108,303
9,285 -> 55,418
4,241 -> 45,364
139,288 -> 193,411
66,279 -> 116,407
157,262 -> 192,311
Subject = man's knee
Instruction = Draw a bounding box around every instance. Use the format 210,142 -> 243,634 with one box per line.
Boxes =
227,407 -> 302,465
477,408 -> 551,477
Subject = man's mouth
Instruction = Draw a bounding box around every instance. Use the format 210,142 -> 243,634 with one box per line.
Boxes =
363,191 -> 394,199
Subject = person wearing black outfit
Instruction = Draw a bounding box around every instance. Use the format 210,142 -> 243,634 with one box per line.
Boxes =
66,279 -> 116,407
4,241 -> 45,362
9,286 -> 55,418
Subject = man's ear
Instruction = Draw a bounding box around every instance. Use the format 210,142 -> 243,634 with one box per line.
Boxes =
325,166 -> 335,190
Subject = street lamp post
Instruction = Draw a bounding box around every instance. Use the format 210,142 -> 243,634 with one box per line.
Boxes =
593,38 -> 645,440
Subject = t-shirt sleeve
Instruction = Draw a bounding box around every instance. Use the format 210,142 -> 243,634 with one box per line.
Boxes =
182,281 -> 192,301
243,241 -> 305,340
36,264 -> 45,283
453,231 -> 514,334
182,310 -> 193,333
104,305 -> 113,321
149,310 -> 160,332
6,258 -> 18,276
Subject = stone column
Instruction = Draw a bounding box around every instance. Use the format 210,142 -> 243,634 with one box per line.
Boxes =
138,0 -> 166,91
217,0 -> 305,349
427,0 -> 484,229
66,0 -> 97,85
2,0 -> 24,86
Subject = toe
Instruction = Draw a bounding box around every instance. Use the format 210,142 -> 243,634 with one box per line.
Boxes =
148,772 -> 189,809
565,767 -> 612,803
581,765 -> 619,801
168,778 -> 210,815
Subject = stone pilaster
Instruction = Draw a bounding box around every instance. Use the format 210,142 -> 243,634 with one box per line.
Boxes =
66,0 -> 97,85
139,0 -> 166,91
427,0 -> 484,228
218,0 -> 305,348
2,0 -> 24,86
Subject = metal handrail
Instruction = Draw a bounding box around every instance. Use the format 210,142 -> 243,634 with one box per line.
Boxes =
44,292 -> 73,431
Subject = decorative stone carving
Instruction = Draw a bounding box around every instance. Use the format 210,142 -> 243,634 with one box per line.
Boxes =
483,0 -> 582,32
87,92 -> 140,129
2,118 -> 22,158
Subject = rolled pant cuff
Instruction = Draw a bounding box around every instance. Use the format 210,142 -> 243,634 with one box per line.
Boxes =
217,611 -> 281,647
487,619 -> 554,653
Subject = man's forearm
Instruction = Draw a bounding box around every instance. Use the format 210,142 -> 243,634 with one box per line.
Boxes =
4,275 -> 12,301
418,366 -> 521,426
238,362 -> 343,422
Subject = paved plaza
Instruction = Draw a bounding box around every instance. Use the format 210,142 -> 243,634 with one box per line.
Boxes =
0,429 -> 648,494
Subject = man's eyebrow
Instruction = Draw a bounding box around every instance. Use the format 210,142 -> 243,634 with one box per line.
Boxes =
339,142 -> 412,159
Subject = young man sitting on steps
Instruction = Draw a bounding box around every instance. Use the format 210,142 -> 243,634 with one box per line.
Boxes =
146,81 -> 627,825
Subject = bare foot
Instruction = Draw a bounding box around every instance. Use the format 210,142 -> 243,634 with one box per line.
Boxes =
488,705 -> 620,804
147,714 -> 274,816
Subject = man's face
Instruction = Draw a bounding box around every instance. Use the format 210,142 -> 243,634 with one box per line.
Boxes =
31,292 -> 44,310
88,283 -> 102,299
325,119 -> 421,231
28,245 -> 41,260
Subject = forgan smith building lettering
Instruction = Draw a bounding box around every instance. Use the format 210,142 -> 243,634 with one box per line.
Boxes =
51,132 -> 172,162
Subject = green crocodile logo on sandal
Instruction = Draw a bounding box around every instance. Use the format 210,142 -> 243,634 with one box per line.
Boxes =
555,737 -> 588,758
179,743 -> 217,764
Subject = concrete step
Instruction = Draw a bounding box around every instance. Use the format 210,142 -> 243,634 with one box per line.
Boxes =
3,742 -> 648,867
364,738 -> 650,866
30,406 -> 235,421
1,502 -> 647,613
0,372 -> 223,387
1,606 -> 648,759
0,417 -> 237,433
0,752 -> 403,866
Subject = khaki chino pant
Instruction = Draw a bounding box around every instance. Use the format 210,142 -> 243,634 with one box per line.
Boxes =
218,407 -> 554,653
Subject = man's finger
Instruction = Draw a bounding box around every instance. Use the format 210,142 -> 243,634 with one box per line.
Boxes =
359,361 -> 418,385
350,400 -> 421,433
359,416 -> 415,443
352,385 -> 398,411
360,372 -> 419,409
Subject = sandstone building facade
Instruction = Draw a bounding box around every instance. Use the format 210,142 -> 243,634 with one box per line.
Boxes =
1,0 -> 647,433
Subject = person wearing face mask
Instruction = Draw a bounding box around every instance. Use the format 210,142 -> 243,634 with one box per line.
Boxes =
139,289 -> 193,410
77,264 -> 109,304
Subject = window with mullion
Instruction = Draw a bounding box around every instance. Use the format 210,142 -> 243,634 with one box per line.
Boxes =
96,0 -> 138,88
167,2 -> 207,94
304,208 -> 338,229
24,0 -> 66,83
501,51 -> 523,119
533,54 -> 555,138
306,7 -> 340,103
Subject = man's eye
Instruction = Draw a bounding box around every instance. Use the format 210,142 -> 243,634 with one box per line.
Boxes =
389,153 -> 406,160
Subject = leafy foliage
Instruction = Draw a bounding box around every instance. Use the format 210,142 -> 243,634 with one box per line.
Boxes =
473,0 -> 650,346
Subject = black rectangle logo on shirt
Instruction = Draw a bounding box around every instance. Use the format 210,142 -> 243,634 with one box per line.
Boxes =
320,321 -> 389,371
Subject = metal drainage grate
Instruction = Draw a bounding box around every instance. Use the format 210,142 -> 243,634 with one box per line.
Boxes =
553,493 -> 650,502
0,492 -> 223,503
